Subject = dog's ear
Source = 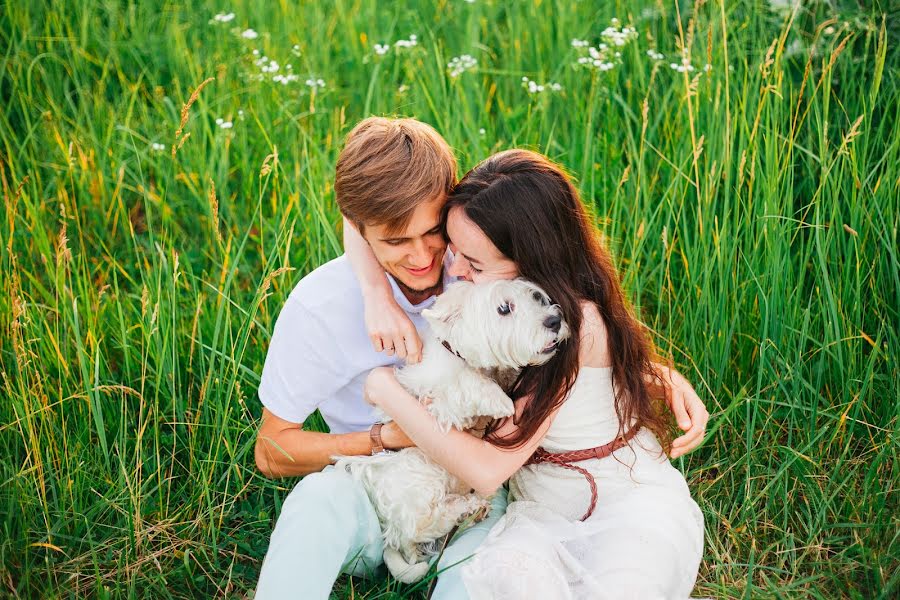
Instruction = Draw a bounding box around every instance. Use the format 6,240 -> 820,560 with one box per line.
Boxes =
422,281 -> 471,329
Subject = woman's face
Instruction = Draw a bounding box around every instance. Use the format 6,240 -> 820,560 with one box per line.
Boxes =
446,206 -> 519,283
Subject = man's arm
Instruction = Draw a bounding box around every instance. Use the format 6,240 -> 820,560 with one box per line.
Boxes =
254,408 -> 413,478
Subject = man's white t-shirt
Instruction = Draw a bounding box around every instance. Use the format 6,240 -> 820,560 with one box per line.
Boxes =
258,254 -> 453,434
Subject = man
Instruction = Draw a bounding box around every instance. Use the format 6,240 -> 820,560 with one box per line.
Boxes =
254,116 -> 709,598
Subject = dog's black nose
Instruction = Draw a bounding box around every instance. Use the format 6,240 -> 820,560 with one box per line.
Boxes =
543,315 -> 561,333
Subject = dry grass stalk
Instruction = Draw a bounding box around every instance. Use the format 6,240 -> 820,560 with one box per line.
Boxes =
172,77 -> 214,157
208,177 -> 222,243
840,115 -> 865,154
260,146 -> 279,177
260,266 -> 295,295
56,209 -> 72,266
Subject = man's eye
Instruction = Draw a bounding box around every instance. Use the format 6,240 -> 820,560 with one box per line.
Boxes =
385,240 -> 404,246
497,302 -> 513,315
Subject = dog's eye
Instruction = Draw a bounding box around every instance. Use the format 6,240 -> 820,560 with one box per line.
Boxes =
533,291 -> 549,306
497,302 -> 513,315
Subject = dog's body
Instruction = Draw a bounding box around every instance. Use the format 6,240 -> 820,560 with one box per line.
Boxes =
335,279 -> 568,583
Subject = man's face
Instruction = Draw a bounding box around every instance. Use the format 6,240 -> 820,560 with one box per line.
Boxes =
362,195 -> 448,297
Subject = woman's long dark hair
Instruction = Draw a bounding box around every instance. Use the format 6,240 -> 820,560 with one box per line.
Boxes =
445,149 -> 671,450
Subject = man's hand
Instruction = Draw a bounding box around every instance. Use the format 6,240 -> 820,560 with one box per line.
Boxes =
363,289 -> 424,363
652,365 -> 709,458
380,421 -> 416,450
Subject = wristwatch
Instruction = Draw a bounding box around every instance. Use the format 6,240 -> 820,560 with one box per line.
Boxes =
370,422 -> 386,455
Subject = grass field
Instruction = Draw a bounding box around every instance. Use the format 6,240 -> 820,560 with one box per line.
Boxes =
2,0 -> 898,598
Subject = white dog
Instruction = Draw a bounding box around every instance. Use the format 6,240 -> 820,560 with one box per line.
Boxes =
334,279 -> 569,583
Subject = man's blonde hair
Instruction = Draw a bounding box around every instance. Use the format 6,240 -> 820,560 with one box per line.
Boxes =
335,117 -> 457,236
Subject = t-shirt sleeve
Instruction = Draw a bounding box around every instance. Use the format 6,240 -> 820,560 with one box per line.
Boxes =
257,297 -> 348,424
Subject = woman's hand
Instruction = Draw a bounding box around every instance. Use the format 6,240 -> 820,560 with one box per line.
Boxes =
659,367 -> 709,458
364,366 -> 402,408
363,288 -> 424,363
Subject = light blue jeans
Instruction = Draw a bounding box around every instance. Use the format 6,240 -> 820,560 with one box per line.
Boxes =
255,466 -> 508,599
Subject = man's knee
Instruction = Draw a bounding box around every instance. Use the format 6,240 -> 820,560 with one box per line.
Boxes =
277,469 -> 367,533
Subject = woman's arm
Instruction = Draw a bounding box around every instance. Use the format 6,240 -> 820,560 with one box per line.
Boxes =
364,367 -> 552,495
343,217 -> 423,362
648,363 -> 709,457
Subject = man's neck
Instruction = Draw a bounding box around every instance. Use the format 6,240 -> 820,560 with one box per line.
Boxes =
395,276 -> 443,306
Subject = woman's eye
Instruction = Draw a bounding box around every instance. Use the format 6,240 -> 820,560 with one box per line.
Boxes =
497,302 -> 512,315
471,265 -> 482,274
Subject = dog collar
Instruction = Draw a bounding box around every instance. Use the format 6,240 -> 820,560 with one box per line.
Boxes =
440,339 -> 465,361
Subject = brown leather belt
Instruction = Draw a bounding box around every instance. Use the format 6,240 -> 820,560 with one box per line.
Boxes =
524,428 -> 638,521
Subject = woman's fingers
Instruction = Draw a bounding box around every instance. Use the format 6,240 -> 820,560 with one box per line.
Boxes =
402,326 -> 424,364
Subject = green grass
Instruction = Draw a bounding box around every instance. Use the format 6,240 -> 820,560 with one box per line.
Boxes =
1,0 -> 897,597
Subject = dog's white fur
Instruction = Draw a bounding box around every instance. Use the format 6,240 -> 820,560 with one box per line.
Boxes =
334,279 -> 569,583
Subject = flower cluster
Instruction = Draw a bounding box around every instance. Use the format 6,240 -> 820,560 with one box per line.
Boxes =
394,34 -> 418,49
374,43 -> 390,55
669,48 -> 711,74
522,76 -> 562,94
572,19 -> 637,72
241,29 -> 259,40
646,49 -> 665,61
209,12 -> 235,24
447,54 -> 477,77
150,142 -> 166,152
305,78 -> 326,89
246,52 -> 300,84
215,118 -> 234,129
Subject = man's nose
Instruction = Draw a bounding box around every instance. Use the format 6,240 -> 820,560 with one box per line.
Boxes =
408,238 -> 431,267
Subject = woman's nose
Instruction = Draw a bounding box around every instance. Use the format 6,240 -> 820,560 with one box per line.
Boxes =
447,256 -> 471,280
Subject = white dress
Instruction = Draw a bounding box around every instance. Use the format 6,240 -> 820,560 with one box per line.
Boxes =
461,367 -> 704,600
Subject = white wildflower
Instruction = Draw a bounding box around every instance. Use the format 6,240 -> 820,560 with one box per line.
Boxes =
238,110 -> 245,120
305,78 -> 326,89
215,118 -> 233,129
241,29 -> 258,39
252,49 -> 259,56
292,44 -> 301,56
824,26 -> 835,35
784,38 -> 806,58
395,34 -> 418,48
767,0 -> 801,17
447,54 -> 478,77
273,74 -> 299,85
398,84 -> 409,93
210,12 -> 235,24
374,43 -> 390,55
522,76 -> 562,94
703,63 -> 712,72
150,142 -> 166,152
479,128 -> 485,135
573,19 -> 636,72
646,49 -> 665,61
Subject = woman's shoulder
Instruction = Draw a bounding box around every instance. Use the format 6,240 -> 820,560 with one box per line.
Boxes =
577,301 -> 612,369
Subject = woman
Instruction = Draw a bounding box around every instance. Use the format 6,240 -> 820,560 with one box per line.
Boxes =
355,150 -> 704,598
